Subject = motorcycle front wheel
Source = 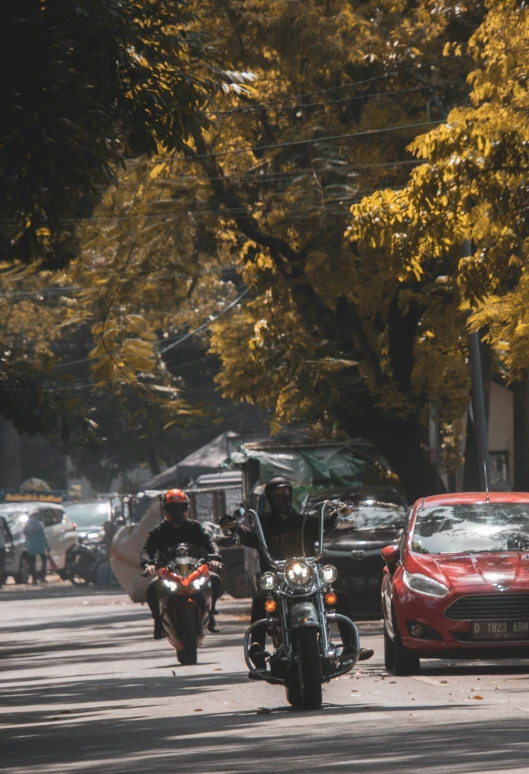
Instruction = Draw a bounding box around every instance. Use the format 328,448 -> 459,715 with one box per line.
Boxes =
289,628 -> 323,710
175,607 -> 198,665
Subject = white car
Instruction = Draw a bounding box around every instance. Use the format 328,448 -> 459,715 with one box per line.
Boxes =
2,502 -> 78,583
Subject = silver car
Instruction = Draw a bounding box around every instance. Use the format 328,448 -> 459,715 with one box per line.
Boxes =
2,503 -> 78,583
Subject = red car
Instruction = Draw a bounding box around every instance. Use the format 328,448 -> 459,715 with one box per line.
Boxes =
381,492 -> 529,675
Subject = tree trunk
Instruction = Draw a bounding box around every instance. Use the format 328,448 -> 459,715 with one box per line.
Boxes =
339,402 -> 446,503
0,420 -> 22,489
513,370 -> 529,490
462,408 -> 481,491
463,339 -> 491,491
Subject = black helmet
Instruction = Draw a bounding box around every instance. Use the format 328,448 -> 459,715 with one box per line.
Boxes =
265,477 -> 293,518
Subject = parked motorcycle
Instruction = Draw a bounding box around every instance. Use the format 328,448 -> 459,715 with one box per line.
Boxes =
146,544 -> 213,665
64,540 -> 107,586
236,501 -> 361,710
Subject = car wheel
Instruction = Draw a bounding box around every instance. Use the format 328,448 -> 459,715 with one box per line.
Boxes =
15,554 -> 31,585
384,618 -> 420,676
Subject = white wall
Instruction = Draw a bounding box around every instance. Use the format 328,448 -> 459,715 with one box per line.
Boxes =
489,380 -> 514,486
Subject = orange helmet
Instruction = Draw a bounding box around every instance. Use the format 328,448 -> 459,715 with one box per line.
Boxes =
163,489 -> 190,525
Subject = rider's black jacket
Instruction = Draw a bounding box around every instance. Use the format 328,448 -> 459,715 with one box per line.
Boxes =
140,520 -> 219,567
226,508 -> 337,571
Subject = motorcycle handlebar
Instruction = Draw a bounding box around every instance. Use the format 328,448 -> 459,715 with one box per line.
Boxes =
240,499 -> 347,570
141,557 -> 220,578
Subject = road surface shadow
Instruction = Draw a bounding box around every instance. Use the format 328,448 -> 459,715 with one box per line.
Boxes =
2,701 -> 527,774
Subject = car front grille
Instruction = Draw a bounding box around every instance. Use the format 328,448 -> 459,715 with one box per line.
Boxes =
445,594 -> 529,621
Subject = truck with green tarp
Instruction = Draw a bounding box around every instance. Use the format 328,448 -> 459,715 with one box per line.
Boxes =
229,438 -> 398,513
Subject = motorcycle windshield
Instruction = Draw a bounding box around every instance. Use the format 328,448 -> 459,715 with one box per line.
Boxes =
164,543 -> 202,576
248,506 -> 327,569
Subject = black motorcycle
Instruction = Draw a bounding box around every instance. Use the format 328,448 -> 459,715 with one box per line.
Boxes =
149,544 -> 214,665
64,540 -> 107,586
235,501 -> 361,710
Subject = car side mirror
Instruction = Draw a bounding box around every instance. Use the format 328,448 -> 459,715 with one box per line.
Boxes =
381,544 -> 400,571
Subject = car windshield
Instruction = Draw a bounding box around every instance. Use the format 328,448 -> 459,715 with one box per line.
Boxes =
0,507 -> 30,533
306,488 -> 406,530
63,502 -> 110,528
411,503 -> 529,554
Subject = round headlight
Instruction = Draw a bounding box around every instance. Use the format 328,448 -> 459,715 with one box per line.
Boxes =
284,560 -> 312,587
321,564 -> 337,583
259,572 -> 277,591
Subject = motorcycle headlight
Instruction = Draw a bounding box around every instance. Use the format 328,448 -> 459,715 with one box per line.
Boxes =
259,572 -> 277,591
163,579 -> 178,591
284,560 -> 313,587
191,576 -> 207,591
321,564 -> 337,583
403,570 -> 450,599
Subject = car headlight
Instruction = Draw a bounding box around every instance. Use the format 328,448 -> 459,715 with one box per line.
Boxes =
259,572 -> 277,591
191,576 -> 207,591
403,571 -> 450,599
321,564 -> 337,583
284,560 -> 313,587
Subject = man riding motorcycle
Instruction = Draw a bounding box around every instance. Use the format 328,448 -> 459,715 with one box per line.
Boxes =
221,477 -> 374,668
141,489 -> 223,638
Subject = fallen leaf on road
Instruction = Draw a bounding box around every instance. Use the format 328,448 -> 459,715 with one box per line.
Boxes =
58,710 -> 72,715
214,668 -> 223,671
171,670 -> 176,677
257,707 -> 272,714
193,709 -> 203,712
389,681 -> 396,684
473,695 -> 483,700
440,681 -> 448,684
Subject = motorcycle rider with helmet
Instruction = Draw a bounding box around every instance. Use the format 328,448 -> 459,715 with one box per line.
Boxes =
141,489 -> 223,638
221,477 -> 373,668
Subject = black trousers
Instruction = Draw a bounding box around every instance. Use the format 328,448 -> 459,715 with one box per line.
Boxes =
28,553 -> 47,583
250,589 -> 354,648
147,572 -> 221,621
0,546 -> 5,586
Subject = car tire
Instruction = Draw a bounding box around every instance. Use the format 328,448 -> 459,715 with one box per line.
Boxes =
14,554 -> 31,585
384,619 -> 420,676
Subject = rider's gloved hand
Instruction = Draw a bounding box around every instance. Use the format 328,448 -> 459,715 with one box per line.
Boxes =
209,560 -> 223,572
145,564 -> 157,577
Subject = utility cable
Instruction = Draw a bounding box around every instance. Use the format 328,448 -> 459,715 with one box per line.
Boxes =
125,119 -> 443,169
207,77 -> 467,116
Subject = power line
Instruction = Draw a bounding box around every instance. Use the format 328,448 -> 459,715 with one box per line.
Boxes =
21,184 -> 403,224
160,288 -> 250,354
84,158 -> 420,191
208,55 -> 469,112
208,77 -> 467,116
66,291 -> 250,384
125,119 -> 443,168
0,285 -> 79,301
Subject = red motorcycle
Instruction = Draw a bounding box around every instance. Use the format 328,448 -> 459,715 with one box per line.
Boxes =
151,544 -> 214,665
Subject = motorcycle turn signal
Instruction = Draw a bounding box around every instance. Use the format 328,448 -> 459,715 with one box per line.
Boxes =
324,591 -> 337,606
264,599 -> 277,613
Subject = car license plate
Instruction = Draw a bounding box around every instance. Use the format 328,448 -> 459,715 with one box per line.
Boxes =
471,620 -> 529,640
349,576 -> 380,589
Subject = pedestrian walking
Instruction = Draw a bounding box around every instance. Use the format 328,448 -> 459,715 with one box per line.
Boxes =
0,514 -> 14,588
23,512 -> 48,584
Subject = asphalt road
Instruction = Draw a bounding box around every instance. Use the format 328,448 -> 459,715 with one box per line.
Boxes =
2,583 -> 529,774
